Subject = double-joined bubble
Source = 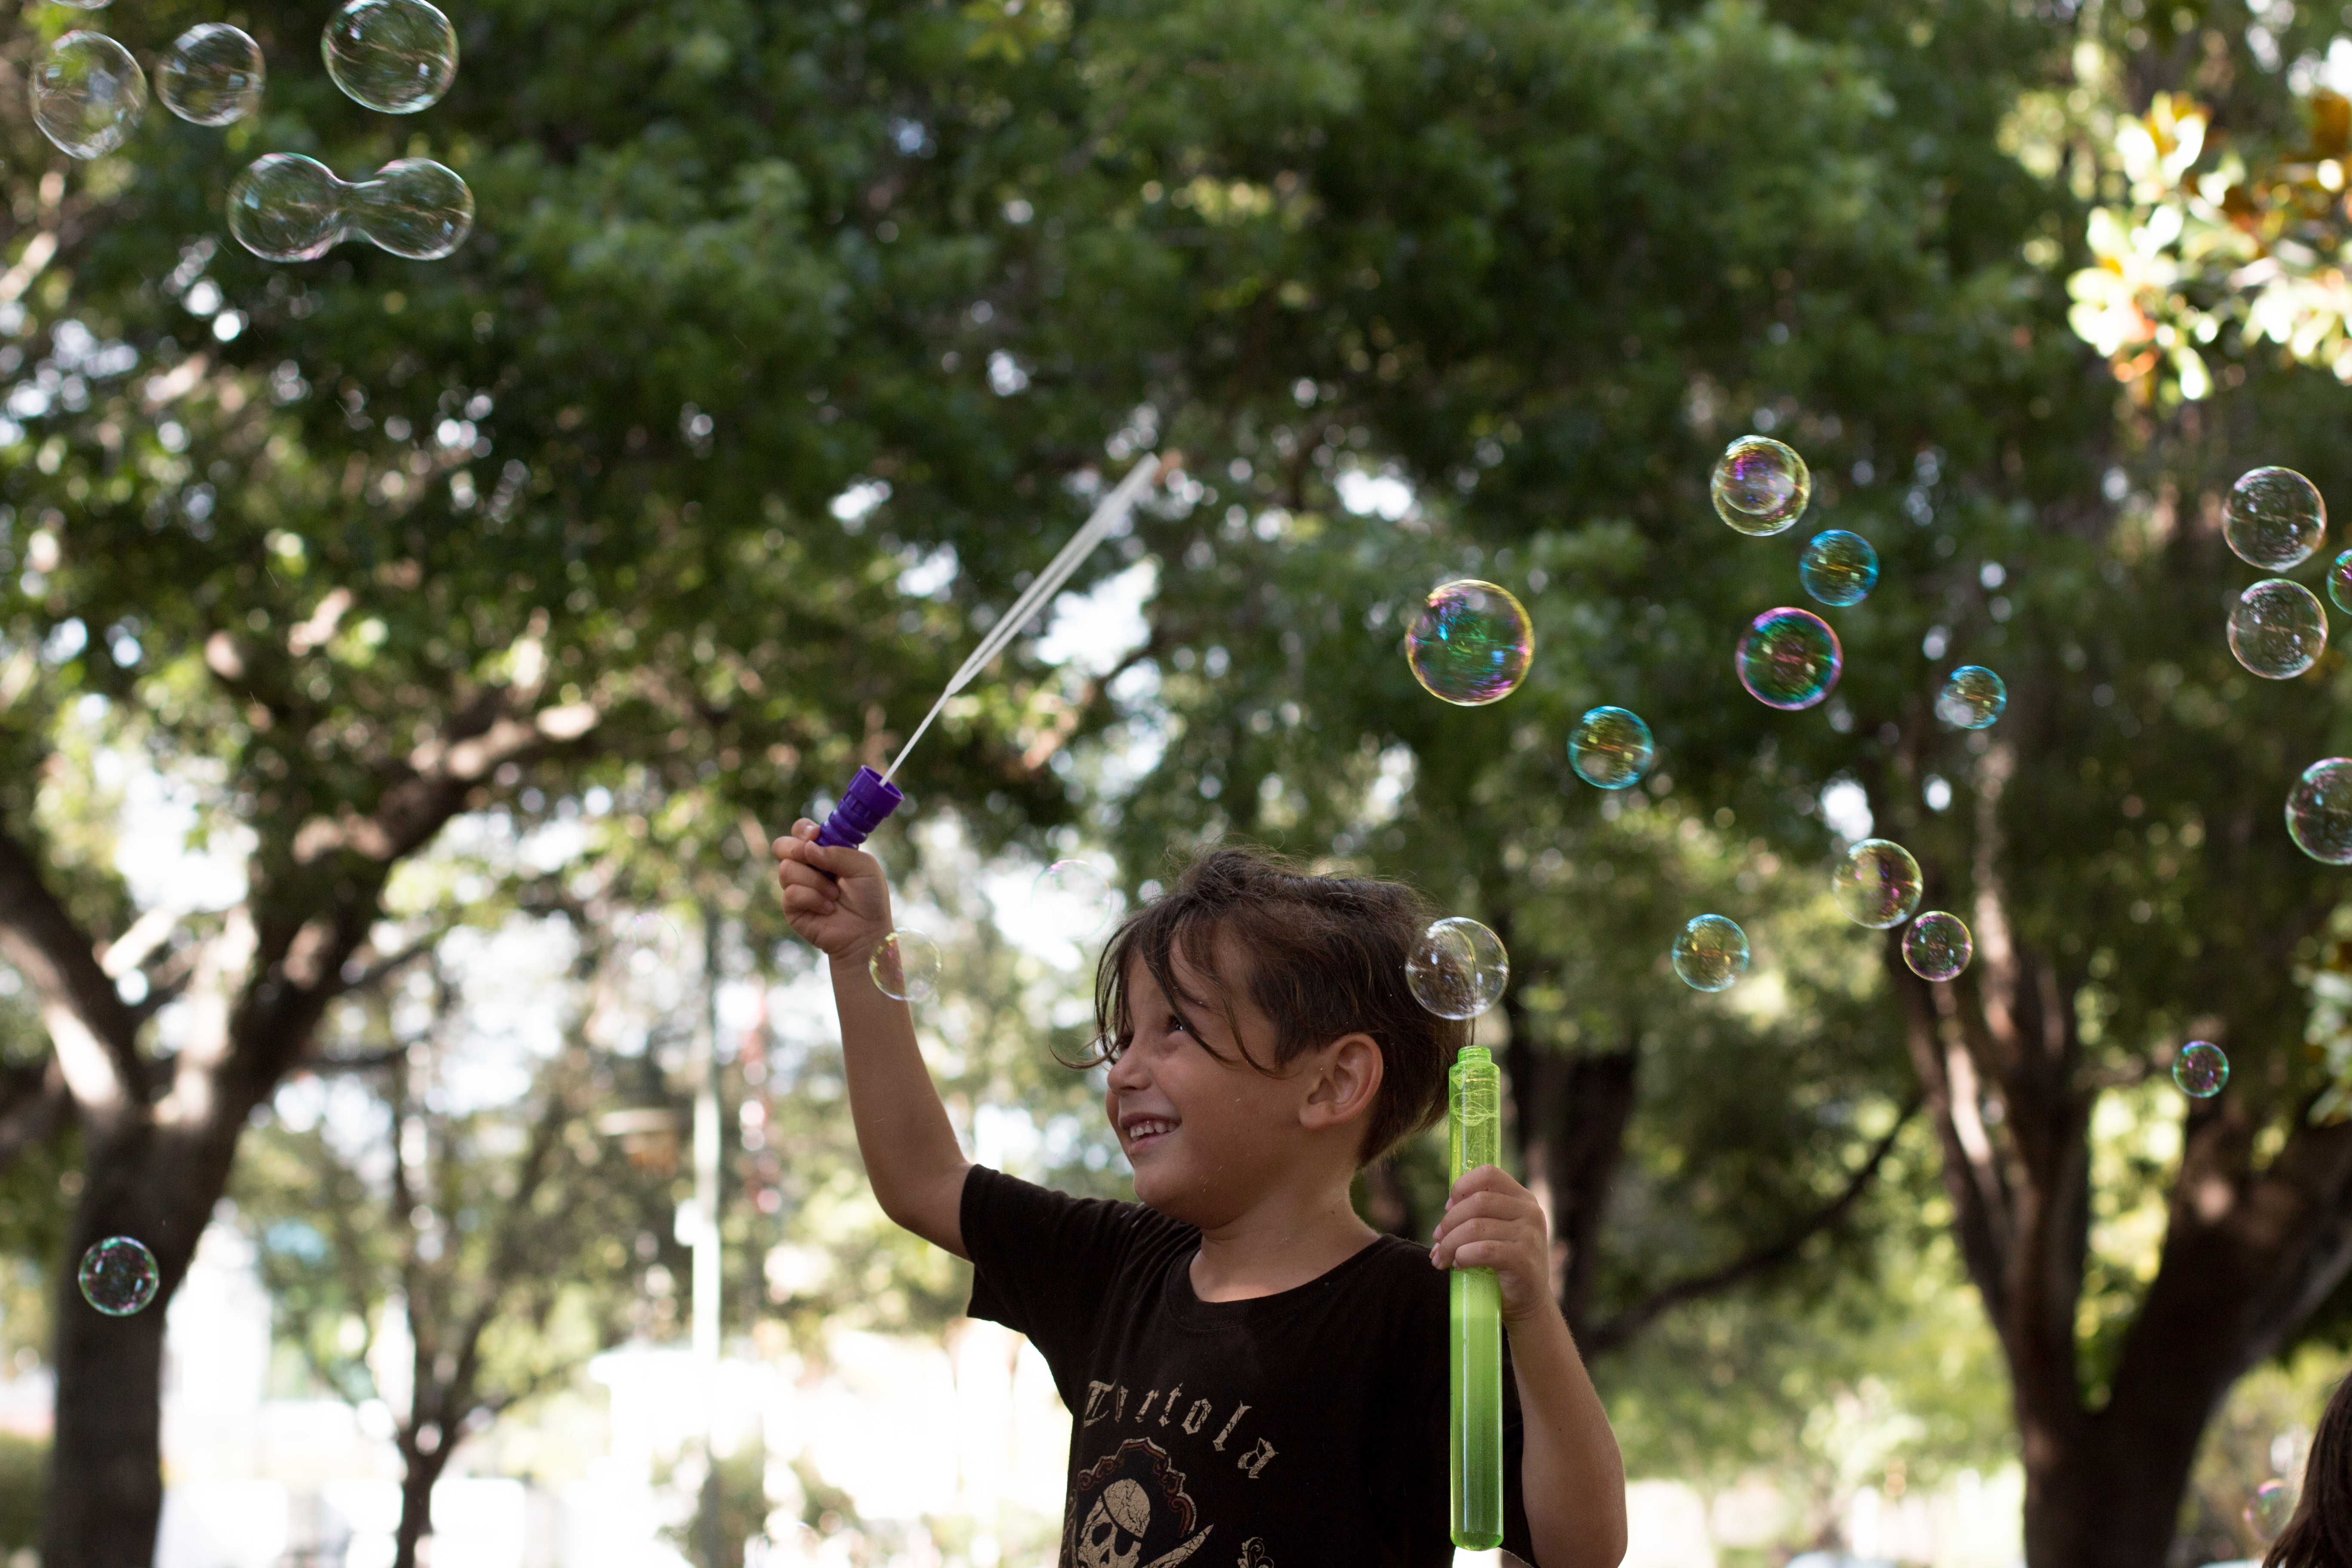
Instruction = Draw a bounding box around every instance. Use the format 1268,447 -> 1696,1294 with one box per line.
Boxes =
227,154 -> 474,262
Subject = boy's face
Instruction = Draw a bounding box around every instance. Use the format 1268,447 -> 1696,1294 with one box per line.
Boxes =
1102,940 -> 1371,1226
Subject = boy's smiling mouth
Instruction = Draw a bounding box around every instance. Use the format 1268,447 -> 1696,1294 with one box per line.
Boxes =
1120,1112 -> 1180,1152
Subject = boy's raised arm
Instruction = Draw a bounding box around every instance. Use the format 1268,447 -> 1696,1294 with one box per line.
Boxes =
774,819 -> 972,1259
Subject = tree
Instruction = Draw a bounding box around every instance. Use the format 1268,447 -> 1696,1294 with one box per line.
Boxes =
0,0 -> 1174,1557
235,911 -> 678,1568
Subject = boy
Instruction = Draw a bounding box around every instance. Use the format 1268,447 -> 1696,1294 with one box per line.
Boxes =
775,827 -> 1627,1568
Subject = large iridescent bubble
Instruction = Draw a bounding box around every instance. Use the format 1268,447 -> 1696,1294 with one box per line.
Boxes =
2229,579 -> 2327,680
1406,917 -> 1508,1020
323,0 -> 459,113
227,155 -> 346,263
2172,1041 -> 2229,1098
158,24 -> 263,126
1711,437 -> 1810,536
78,1236 -> 159,1315
31,32 -> 146,160
1831,839 -> 1923,929
2287,758 -> 2352,864
869,930 -> 941,1002
345,158 -> 475,260
2224,466 -> 2325,571
1672,915 -> 1749,992
1406,580 -> 1533,706
1735,607 -> 1841,710
1902,912 -> 1972,981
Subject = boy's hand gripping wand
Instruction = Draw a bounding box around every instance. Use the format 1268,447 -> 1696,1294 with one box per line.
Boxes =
809,454 -> 1174,854
1449,1041 -> 1505,1550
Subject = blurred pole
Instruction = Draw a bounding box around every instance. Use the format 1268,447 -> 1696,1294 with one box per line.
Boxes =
695,902 -> 723,1568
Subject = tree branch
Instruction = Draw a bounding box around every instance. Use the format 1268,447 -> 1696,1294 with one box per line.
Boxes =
0,818 -> 140,1114
1583,1095 -> 1921,1356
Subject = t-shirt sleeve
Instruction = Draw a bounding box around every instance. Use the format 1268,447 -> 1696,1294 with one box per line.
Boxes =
959,1164 -> 1148,1373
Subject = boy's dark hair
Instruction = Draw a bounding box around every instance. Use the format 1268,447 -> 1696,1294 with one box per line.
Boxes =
1072,844 -> 1464,1167
2267,1372 -> 2352,1568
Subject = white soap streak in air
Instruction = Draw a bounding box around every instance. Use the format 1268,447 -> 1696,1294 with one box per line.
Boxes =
882,455 -> 1168,784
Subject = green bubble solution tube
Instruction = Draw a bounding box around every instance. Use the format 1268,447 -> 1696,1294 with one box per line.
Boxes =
1449,1042 -> 1504,1549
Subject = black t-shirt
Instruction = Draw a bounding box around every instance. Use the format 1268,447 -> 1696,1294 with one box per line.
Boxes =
960,1164 -> 1537,1568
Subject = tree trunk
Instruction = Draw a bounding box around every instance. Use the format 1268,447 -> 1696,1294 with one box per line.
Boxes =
1503,1012 -> 1637,1337
44,1254 -> 168,1568
42,1120 -> 234,1568
393,1445 -> 449,1568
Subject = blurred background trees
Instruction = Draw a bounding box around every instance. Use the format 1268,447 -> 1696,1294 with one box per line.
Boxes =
1,0 -> 2351,1564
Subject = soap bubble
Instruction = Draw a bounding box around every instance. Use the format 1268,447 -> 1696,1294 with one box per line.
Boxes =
47,0 -> 111,9
2229,578 -> 2328,679
2247,1479 -> 2296,1541
1798,530 -> 1879,607
1736,607 -> 1841,710
1406,580 -> 1533,706
2331,550 -> 2352,614
158,24 -> 263,126
31,32 -> 146,160
869,930 -> 941,1003
1832,839 -> 1923,929
227,155 -> 346,262
346,158 -> 474,260
1936,665 -> 2007,729
2225,466 -> 2325,570
1031,858 -> 1119,939
2286,758 -> 2352,864
1672,915 -> 1749,992
1712,436 -> 1811,536
2173,1040 -> 2229,1098
1406,916 -> 1508,1020
1902,911 -> 1973,981
323,0 -> 460,113
1568,707 -> 1654,790
227,155 -> 474,263
78,1236 -> 159,1316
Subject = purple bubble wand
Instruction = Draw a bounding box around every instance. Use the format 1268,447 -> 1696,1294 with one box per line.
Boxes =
813,454 -> 1174,850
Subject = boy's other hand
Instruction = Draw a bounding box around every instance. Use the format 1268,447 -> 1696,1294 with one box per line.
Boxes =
772,819 -> 894,964
1431,1164 -> 1564,1331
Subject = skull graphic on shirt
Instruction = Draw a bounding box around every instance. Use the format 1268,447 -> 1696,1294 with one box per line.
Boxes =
1078,1480 -> 1151,1568
1063,1439 -> 1216,1568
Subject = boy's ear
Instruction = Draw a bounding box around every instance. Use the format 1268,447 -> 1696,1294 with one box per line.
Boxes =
1300,1032 -> 1384,1129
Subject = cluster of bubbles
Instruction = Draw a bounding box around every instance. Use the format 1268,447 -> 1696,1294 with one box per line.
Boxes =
2225,468 -> 2352,878
225,0 -> 469,262
2173,1040 -> 2230,1099
2222,472 -> 2329,682
31,22 -> 266,159
27,0 -> 474,261
78,1236 -> 159,1316
1405,581 -> 1533,706
228,153 -> 474,263
1405,917 -> 1509,1021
